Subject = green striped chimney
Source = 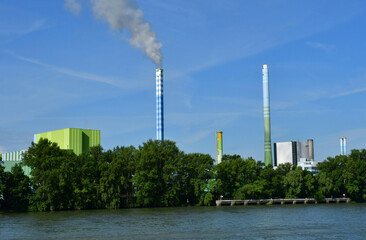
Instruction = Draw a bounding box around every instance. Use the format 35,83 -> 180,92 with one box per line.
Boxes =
216,131 -> 223,164
262,64 -> 273,166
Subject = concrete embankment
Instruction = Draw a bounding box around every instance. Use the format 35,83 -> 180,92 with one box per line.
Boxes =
216,198 -> 350,206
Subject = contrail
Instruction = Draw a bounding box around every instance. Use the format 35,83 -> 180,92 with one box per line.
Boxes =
65,0 -> 163,66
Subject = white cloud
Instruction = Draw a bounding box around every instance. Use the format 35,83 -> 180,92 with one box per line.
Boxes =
6,51 -> 148,90
181,130 -> 213,144
332,87 -> 366,98
306,41 -> 335,53
64,0 -> 82,15
0,19 -> 47,37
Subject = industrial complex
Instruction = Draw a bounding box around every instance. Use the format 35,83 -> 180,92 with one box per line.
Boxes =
1,66 -> 347,174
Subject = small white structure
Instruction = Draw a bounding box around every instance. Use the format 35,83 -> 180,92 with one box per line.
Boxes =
297,158 -> 318,174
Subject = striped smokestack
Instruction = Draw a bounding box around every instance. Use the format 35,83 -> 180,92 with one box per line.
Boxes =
340,137 -> 347,155
216,131 -> 223,164
156,68 -> 164,140
262,64 -> 273,166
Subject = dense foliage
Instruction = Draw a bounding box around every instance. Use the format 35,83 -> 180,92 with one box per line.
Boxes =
0,139 -> 365,211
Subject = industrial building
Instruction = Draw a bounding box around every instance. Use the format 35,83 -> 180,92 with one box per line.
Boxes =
273,139 -> 318,174
34,128 -> 100,156
1,150 -> 31,175
1,128 -> 101,175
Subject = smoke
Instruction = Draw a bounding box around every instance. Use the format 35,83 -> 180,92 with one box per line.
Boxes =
64,0 -> 82,15
64,0 -> 163,66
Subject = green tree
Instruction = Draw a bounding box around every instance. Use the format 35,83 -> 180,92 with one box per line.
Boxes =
23,139 -> 77,211
180,153 -> 214,205
283,166 -> 318,198
99,146 -> 136,208
271,163 -> 293,198
283,167 -> 304,198
234,180 -> 265,199
215,155 -> 245,198
215,156 -> 262,198
74,145 -> 109,209
316,155 -> 346,198
134,140 -> 182,207
0,162 -> 6,208
2,164 -> 32,211
344,150 -> 366,201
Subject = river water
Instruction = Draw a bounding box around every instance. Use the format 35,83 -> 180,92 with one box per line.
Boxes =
1,204 -> 366,239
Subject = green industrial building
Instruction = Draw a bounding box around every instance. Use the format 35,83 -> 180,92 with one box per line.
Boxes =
1,128 -> 101,176
34,128 -> 101,156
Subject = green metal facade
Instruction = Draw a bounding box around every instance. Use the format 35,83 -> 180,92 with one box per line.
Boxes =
35,128 -> 101,155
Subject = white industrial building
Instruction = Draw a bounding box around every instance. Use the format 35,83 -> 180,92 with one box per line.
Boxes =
273,139 -> 318,174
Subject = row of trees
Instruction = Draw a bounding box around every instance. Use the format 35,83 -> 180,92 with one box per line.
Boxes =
0,139 -> 365,211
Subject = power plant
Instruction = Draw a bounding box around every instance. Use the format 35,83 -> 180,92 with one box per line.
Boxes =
273,139 -> 318,174
340,137 -> 347,155
216,131 -> 223,164
0,65 -> 339,174
262,64 -> 273,166
156,68 -> 164,140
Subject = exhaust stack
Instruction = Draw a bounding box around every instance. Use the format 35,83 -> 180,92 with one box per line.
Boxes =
262,64 -> 273,166
340,137 -> 347,155
156,68 -> 164,140
307,139 -> 314,160
216,131 -> 223,164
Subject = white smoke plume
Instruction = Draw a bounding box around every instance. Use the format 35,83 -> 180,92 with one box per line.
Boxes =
64,0 -> 163,66
64,0 -> 82,15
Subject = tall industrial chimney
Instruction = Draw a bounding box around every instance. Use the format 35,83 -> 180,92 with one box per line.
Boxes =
156,68 -> 164,140
307,139 -> 314,160
262,64 -> 273,166
340,137 -> 347,155
216,131 -> 223,164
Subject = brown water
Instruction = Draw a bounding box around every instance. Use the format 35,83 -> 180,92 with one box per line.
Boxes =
1,204 -> 366,239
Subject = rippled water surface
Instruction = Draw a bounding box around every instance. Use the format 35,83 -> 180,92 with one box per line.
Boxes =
1,204 -> 366,239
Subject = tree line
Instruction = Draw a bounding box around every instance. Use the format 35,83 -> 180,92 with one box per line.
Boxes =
0,138 -> 365,211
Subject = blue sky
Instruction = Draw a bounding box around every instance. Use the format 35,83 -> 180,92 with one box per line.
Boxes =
1,0 -> 366,162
